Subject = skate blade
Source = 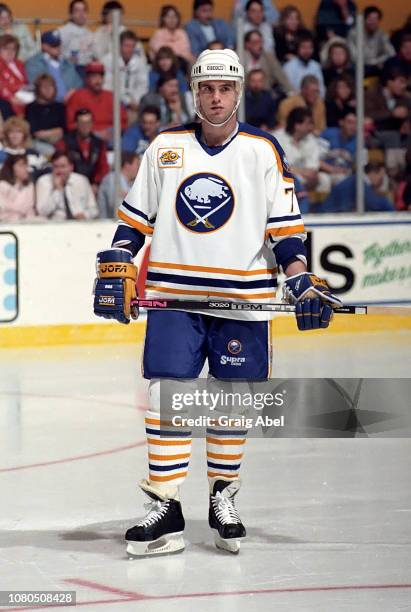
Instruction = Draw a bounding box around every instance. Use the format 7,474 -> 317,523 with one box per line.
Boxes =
126,532 -> 185,558
213,531 -> 243,554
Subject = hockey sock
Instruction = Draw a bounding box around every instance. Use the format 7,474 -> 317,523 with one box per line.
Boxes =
145,410 -> 192,492
206,421 -> 247,483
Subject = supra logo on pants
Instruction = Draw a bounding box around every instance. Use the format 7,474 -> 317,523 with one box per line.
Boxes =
101,264 -> 127,273
98,295 -> 115,306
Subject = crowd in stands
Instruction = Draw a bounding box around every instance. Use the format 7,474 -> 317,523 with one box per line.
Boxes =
0,0 -> 410,222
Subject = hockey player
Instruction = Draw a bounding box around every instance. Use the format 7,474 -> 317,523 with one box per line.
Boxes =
93,49 -> 342,556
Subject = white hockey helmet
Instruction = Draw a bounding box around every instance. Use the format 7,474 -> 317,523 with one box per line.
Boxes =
190,49 -> 245,126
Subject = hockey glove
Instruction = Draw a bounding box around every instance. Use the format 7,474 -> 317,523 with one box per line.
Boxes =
283,272 -> 343,331
93,249 -> 138,324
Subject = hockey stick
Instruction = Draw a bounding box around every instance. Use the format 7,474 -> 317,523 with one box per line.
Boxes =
131,299 -> 411,316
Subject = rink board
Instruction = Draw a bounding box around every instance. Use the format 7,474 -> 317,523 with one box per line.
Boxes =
0,216 -> 410,346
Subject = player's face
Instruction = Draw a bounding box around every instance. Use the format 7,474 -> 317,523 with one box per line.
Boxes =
198,81 -> 237,125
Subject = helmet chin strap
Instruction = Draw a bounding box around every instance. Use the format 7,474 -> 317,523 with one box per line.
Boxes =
196,104 -> 238,127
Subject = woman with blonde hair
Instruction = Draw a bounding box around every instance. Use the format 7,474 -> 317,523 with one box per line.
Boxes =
0,116 -> 47,177
0,154 -> 36,222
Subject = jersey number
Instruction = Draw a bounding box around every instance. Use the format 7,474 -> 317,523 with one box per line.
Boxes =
285,187 -> 294,212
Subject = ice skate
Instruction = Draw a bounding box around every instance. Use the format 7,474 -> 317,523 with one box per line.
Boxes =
209,479 -> 246,554
126,481 -> 185,557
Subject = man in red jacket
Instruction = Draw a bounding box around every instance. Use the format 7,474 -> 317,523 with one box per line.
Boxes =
65,61 -> 127,144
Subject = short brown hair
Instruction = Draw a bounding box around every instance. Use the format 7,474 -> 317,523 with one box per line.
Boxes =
34,73 -> 57,98
0,33 -> 19,55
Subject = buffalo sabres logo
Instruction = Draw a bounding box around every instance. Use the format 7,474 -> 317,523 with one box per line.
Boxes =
176,173 -> 234,233
227,339 -> 242,355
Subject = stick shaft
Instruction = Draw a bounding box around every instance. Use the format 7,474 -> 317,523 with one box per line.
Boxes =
132,299 -> 376,315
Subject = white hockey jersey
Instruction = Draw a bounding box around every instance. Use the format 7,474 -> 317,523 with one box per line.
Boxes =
117,122 -> 306,320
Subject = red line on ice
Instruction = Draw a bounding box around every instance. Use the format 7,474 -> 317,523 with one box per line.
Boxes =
0,440 -> 145,473
1,581 -> 411,611
0,390 -> 147,412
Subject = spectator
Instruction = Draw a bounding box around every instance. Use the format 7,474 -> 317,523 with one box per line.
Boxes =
0,3 -> 36,61
56,108 -> 109,193
315,0 -> 356,44
245,68 -> 277,129
321,109 -> 357,185
140,74 -> 194,129
0,34 -> 31,114
93,1 -> 125,60
320,162 -> 394,212
347,6 -> 395,77
273,5 -> 306,63
383,34 -> 411,82
233,0 -> 279,26
0,97 -> 13,138
395,146 -> 411,210
283,31 -> 325,98
325,74 -> 356,127
243,0 -> 274,54
149,46 -> 189,93
58,0 -> 94,80
97,151 -> 140,218
25,30 -> 82,103
0,154 -> 35,222
185,0 -> 234,57
25,74 -> 66,157
244,30 -> 292,96
149,5 -> 194,69
207,40 -> 225,50
36,151 -> 98,220
277,75 -> 326,134
322,41 -> 354,86
122,105 -> 161,155
0,116 -> 47,176
66,62 -> 127,143
274,107 -> 331,203
103,30 -> 149,117
365,66 -> 411,137
391,14 -> 411,53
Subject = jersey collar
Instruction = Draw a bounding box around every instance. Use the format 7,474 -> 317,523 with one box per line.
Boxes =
195,122 -> 240,156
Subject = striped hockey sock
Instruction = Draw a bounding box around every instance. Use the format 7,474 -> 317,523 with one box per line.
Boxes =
206,423 -> 247,481
145,410 -> 192,489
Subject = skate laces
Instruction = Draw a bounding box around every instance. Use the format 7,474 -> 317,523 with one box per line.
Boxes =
138,500 -> 170,527
212,491 -> 241,525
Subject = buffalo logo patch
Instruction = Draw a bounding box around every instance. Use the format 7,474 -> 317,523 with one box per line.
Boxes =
175,173 -> 234,233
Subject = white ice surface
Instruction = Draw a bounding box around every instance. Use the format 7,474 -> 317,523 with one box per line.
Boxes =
1,331 -> 410,611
